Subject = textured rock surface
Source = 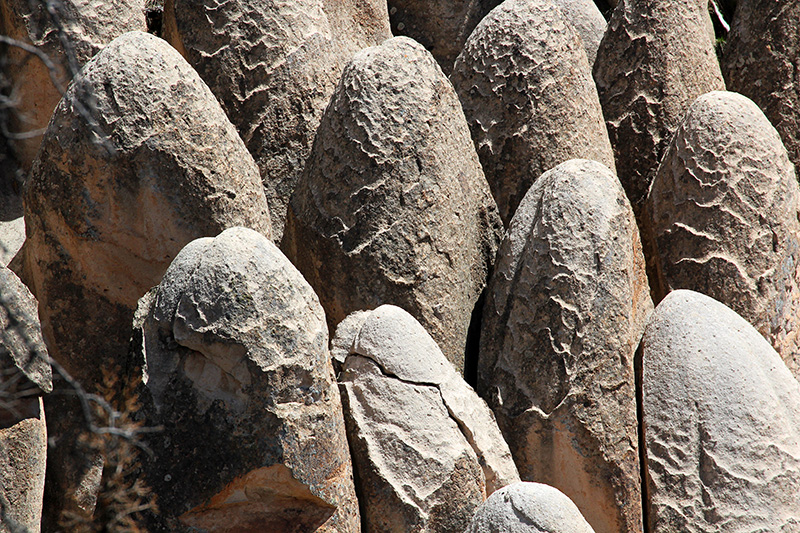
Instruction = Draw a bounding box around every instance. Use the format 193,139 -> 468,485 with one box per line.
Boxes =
642,290 -> 800,532
593,0 -> 725,216
334,305 -> 517,532
135,227 -> 359,532
645,91 -> 800,377
163,0 -> 390,240
554,0 -> 606,66
0,217 -> 24,268
284,37 -> 503,373
332,305 -> 519,530
467,482 -> 596,533
478,160 -> 652,533
721,0 -> 800,175
0,0 -> 146,173
451,0 -> 614,225
387,0 -> 503,74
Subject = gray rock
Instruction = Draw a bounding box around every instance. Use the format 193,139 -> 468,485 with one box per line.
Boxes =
387,0 -> 503,74
593,0 -> 725,217
467,482 -> 596,533
0,217 -> 24,268
283,36 -> 503,373
644,91 -> 800,378
553,0 -> 607,66
135,227 -> 360,532
451,0 -> 615,225
478,160 -> 652,533
721,0 -> 800,176
641,289 -> 800,532
334,305 -> 518,532
163,0 -> 391,240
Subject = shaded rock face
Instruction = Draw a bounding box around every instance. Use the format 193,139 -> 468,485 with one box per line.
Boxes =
0,0 -> 146,174
467,482 -> 596,533
478,160 -> 652,533
0,217 -> 24,268
284,37 -> 503,373
135,227 -> 359,532
721,0 -> 800,175
387,0 -> 503,74
641,290 -> 800,532
163,0 -> 391,240
553,0 -> 606,66
645,91 -> 800,378
593,0 -> 725,217
451,0 -> 614,226
333,305 -> 519,532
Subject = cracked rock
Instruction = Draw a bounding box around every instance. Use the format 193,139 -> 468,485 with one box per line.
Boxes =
641,290 -> 800,532
163,0 -> 391,240
478,160 -> 652,533
333,305 -> 519,532
451,0 -> 614,226
283,36 -> 503,373
466,482 -> 596,533
134,227 -> 360,532
593,0 -> 724,217
644,91 -> 800,378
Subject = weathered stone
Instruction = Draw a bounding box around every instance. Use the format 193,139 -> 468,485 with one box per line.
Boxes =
642,289 -> 800,532
0,0 -> 146,173
451,0 -> 614,225
478,160 -> 652,533
0,217 -> 23,268
721,0 -> 800,175
467,482 -> 596,533
553,0 -> 606,66
593,0 -> 725,217
163,0 -> 391,240
135,227 -> 360,532
284,36 -> 503,373
387,0 -> 503,74
334,305 -> 515,532
644,90 -> 800,378
332,305 -> 520,526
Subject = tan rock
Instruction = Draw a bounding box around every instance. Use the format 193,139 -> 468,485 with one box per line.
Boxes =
478,160 -> 652,533
283,36 -> 503,373
553,0 -> 607,66
645,90 -> 800,378
450,0 -> 614,225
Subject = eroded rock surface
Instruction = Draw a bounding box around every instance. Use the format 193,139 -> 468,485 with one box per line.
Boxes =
334,305 -> 519,532
467,482 -> 596,533
593,0 -> 724,217
135,227 -> 359,532
163,0 -> 390,240
553,0 -> 606,66
478,160 -> 651,533
642,290 -> 800,532
284,37 -> 503,373
451,0 -> 614,225
645,91 -> 800,377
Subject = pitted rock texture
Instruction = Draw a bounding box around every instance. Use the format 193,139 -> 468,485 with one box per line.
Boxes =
593,0 -> 724,217
135,227 -> 359,532
451,0 -> 614,226
17,31 -> 271,389
163,0 -> 390,240
467,482 -> 596,533
553,0 -> 606,66
644,91 -> 800,378
333,305 -> 518,532
642,290 -> 800,532
283,37 -> 503,373
478,160 -> 652,533
0,0 -> 146,173
387,0 -> 503,74
721,0 -> 800,178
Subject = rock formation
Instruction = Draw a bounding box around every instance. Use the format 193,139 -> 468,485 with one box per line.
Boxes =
467,482 -> 596,533
593,0 -> 725,217
284,36 -> 503,373
135,227 -> 360,532
450,0 -> 614,225
553,0 -> 607,66
645,91 -> 800,377
641,290 -> 800,532
163,0 -> 391,240
478,160 -> 652,533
